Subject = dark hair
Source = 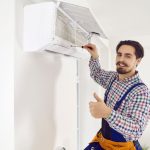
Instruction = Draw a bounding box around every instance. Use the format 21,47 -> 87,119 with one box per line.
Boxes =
116,40 -> 144,59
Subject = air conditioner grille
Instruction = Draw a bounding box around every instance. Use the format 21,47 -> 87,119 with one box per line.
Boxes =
55,9 -> 88,46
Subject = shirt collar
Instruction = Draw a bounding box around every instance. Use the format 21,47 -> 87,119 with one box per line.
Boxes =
116,71 -> 139,83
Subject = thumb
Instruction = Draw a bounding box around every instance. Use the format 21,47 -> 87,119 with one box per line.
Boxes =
93,92 -> 101,102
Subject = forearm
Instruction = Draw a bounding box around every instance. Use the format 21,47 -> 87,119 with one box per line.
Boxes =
89,57 -> 116,89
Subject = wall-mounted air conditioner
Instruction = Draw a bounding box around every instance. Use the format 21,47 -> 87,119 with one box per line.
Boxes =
23,1 -> 108,59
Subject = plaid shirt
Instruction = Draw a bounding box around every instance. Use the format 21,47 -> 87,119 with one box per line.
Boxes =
89,57 -> 150,141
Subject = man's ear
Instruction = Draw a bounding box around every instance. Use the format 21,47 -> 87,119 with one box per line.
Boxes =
136,58 -> 142,67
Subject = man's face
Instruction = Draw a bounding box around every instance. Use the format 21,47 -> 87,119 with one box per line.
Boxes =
116,45 -> 141,74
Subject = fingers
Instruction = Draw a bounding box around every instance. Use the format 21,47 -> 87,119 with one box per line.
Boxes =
82,43 -> 96,51
89,101 -> 93,114
89,100 -> 100,109
83,43 -> 99,59
89,101 -> 94,106
89,101 -> 95,112
93,92 -> 102,102
89,101 -> 100,118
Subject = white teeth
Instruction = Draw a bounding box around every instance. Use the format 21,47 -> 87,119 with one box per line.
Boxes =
119,63 -> 125,67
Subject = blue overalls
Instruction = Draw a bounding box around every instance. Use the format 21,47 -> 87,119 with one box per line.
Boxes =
84,78 -> 144,150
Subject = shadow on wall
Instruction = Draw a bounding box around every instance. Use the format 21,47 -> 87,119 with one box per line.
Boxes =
15,51 -> 62,150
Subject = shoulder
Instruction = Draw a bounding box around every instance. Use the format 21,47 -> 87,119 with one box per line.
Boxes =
128,82 -> 150,101
132,82 -> 149,94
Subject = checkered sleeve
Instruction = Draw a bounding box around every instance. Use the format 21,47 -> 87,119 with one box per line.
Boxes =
89,57 -> 116,89
106,85 -> 150,141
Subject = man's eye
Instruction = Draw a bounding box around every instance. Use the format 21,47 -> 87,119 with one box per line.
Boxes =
117,54 -> 121,57
126,55 -> 131,58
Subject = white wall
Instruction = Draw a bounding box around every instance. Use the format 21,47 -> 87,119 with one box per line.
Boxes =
15,52 -> 78,150
0,0 -> 14,150
15,0 -> 79,150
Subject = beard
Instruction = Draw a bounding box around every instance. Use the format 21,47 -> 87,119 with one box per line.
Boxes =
116,67 -> 131,74
116,62 -> 130,74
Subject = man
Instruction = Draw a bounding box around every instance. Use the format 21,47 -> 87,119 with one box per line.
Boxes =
83,40 -> 150,150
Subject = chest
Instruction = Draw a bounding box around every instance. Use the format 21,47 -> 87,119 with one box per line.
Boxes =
106,81 -> 133,110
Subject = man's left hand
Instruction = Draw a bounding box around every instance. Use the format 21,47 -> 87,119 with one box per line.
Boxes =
89,92 -> 112,119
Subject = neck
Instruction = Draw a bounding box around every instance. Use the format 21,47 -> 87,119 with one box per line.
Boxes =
119,71 -> 136,81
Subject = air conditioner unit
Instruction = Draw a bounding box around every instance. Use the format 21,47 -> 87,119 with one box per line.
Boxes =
23,1 -> 108,59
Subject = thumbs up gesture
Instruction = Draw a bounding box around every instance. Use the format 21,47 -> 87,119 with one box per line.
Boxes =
89,92 -> 112,119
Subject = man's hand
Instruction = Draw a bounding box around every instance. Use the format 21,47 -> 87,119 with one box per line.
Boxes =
89,93 -> 112,119
83,43 -> 99,59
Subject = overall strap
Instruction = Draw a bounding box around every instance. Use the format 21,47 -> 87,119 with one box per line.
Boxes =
104,77 -> 116,103
114,82 -> 145,110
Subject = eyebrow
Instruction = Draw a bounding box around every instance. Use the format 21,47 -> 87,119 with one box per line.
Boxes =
117,52 -> 133,56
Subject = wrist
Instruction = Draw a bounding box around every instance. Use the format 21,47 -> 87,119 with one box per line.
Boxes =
92,54 -> 99,59
104,107 -> 112,119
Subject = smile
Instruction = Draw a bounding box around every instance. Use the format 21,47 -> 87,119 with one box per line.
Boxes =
117,62 -> 127,67
119,64 -> 126,67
